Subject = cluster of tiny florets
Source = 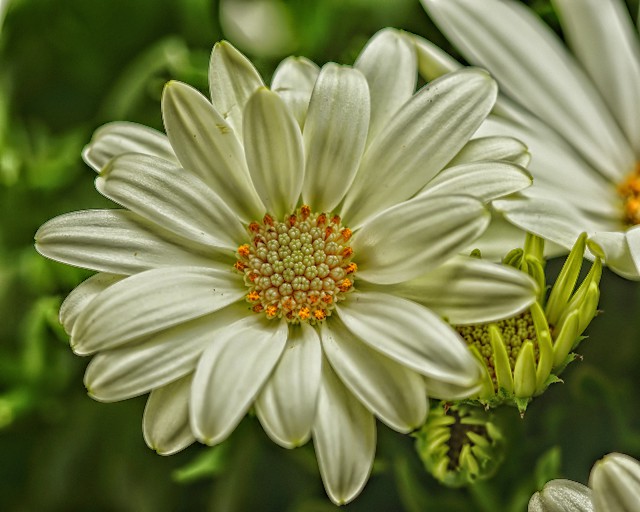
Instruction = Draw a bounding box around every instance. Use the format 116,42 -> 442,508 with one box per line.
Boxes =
618,162 -> 640,225
234,205 -> 356,323
456,311 -> 538,388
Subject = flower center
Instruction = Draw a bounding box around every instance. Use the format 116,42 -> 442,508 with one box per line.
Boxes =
617,162 -> 640,226
456,311 -> 539,391
234,205 -> 356,323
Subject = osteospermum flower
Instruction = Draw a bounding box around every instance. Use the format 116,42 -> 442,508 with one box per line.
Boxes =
529,452 -> 640,512
418,0 -> 640,278
35,29 -> 537,504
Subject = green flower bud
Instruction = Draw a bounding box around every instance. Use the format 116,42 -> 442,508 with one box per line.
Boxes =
455,233 -> 601,413
414,402 -> 504,488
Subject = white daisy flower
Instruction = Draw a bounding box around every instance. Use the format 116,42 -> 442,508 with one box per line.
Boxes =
35,29 -> 537,504
419,0 -> 640,279
529,452 -> 640,512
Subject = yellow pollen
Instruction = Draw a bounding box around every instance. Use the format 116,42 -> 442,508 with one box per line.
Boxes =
322,295 -> 333,304
234,261 -> 247,271
618,162 -> 640,225
338,278 -> 353,292
340,228 -> 352,241
266,305 -> 278,318
247,291 -> 260,302
346,262 -> 357,274
341,247 -> 353,258
314,309 -> 327,320
237,244 -> 250,257
298,307 -> 311,320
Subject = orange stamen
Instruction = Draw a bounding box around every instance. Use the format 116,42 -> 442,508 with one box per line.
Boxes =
314,309 -> 327,321
341,247 -> 353,258
298,307 -> 310,320
338,278 -> 352,292
237,244 -> 250,257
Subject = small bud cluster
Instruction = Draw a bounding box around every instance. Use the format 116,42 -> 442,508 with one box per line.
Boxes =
234,205 -> 356,323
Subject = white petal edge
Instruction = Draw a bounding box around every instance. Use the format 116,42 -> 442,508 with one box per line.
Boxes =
312,357 -> 376,506
320,318 -> 427,433
162,80 -> 265,221
72,266 -> 245,355
255,323 -> 322,448
447,136 -> 531,168
143,374 -> 196,455
243,87 -> 304,219
352,194 -> 490,284
336,290 -> 482,387
354,28 -> 417,144
382,255 -> 537,325
190,315 -> 288,446
208,40 -> 264,140
341,67 -> 497,228
82,121 -> 177,173
96,153 -> 246,251
301,63 -> 370,212
271,56 -> 320,128
590,230 -> 640,280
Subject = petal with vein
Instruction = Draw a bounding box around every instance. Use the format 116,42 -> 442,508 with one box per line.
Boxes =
35,209 -> 222,275
447,136 -> 531,168
271,56 -> 320,128
554,0 -> 640,154
243,88 -> 304,219
255,323 -> 321,448
162,80 -> 264,221
208,41 -> 264,139
341,67 -> 497,228
419,161 -> 532,203
321,318 -> 427,433
96,153 -> 245,250
352,194 -> 489,284
590,453 -> 640,512
84,304 -> 248,401
423,375 -> 482,401
421,0 -> 634,180
72,267 -> 245,354
190,315 -> 288,446
312,357 -> 376,506
528,479 -> 593,512
82,121 -> 177,173
302,64 -> 370,212
336,291 -> 482,387
60,273 -> 124,335
384,255 -> 537,324
355,28 -> 417,143
143,374 -> 195,456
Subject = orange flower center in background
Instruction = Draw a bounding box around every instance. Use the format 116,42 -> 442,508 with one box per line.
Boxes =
618,162 -> 640,226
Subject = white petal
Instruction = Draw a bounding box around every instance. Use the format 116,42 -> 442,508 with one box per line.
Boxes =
72,267 -> 245,355
493,195 -> 592,251
386,255 -> 537,324
243,87 -> 304,218
423,375 -> 482,401
143,374 -> 195,455
412,33 -> 462,80
336,290 -> 482,387
255,323 -> 321,448
60,273 -> 124,335
421,0 -> 634,180
419,161 -> 532,203
528,479 -> 594,512
590,230 -> 640,280
352,194 -> 489,284
35,209 -> 222,275
447,136 -> 531,168
162,80 -> 264,221
590,453 -> 640,512
554,0 -> 640,154
271,56 -> 320,127
208,41 -> 264,139
461,213 -> 529,261
190,315 -> 288,445
301,64 -> 370,212
312,358 -> 376,506
96,153 -> 246,250
355,28 -> 417,143
477,115 -> 620,221
82,121 -> 177,173
341,67 -> 497,228
320,318 -> 427,433
84,304 -> 248,401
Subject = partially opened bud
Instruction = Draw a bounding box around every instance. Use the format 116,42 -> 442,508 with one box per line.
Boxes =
414,402 -> 504,488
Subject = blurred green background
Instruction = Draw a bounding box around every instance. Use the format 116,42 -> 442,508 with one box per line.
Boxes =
1,0 -> 639,510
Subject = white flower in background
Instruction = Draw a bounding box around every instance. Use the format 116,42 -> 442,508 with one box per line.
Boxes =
419,0 -> 640,279
35,29 -> 537,504
529,452 -> 640,512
